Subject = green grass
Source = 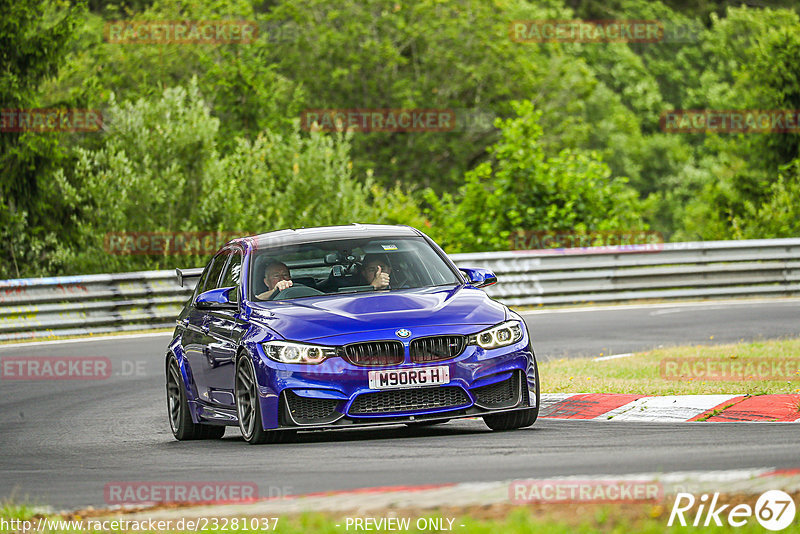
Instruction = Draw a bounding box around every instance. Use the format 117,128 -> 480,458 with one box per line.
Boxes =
0,502 -> 40,522
540,337 -> 800,395
2,504 -> 798,534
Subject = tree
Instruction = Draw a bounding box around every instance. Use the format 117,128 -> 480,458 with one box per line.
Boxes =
424,101 -> 647,252
677,6 -> 800,239
45,0 -> 302,146
0,0 -> 85,278
53,81 -> 423,274
262,0 -> 649,195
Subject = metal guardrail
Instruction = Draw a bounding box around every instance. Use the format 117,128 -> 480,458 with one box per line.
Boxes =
1,238 -> 799,341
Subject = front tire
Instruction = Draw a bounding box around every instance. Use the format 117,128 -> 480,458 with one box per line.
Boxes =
235,354 -> 295,444
166,357 -> 225,440
483,407 -> 538,431
483,356 -> 540,431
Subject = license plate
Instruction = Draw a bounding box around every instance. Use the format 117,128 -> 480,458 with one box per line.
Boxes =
368,366 -> 450,390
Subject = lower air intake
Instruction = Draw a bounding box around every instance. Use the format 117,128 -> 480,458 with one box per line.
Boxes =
471,371 -> 522,409
284,391 -> 342,425
349,387 -> 470,415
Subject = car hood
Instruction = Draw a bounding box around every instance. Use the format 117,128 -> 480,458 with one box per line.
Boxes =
247,286 -> 506,342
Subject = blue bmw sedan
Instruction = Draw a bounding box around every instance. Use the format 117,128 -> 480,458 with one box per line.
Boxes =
166,224 -> 539,444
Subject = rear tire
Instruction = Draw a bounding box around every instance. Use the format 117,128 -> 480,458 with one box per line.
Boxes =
167,357 -> 226,440
483,355 -> 540,431
235,354 -> 296,444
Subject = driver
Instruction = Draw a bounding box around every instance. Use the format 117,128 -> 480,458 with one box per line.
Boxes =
360,254 -> 392,290
256,261 -> 292,300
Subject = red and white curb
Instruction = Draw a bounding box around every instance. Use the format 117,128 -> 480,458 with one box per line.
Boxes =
91,468 -> 800,520
540,393 -> 800,422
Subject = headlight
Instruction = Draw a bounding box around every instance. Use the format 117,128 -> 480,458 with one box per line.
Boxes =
468,321 -> 523,350
262,341 -> 337,364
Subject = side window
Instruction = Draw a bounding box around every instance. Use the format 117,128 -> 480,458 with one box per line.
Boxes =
219,250 -> 243,304
192,258 -> 216,299
202,253 -> 227,293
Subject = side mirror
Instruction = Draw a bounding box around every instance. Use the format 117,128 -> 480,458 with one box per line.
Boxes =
195,287 -> 238,309
459,267 -> 498,288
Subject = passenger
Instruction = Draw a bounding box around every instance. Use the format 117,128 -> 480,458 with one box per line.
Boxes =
256,261 -> 292,300
360,254 -> 392,290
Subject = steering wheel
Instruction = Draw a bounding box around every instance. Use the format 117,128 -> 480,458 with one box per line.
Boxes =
389,267 -> 412,289
268,284 -> 325,301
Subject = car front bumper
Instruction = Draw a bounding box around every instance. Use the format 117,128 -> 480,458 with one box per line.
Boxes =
252,336 -> 538,430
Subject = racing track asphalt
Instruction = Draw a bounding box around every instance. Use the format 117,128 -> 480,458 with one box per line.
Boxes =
0,298 -> 798,509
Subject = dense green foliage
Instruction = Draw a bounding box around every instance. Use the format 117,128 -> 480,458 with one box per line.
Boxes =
2,0 -> 799,277
1,0 -> 85,278
424,101 -> 646,252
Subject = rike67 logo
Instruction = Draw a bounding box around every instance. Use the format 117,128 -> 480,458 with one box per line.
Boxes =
669,490 -> 796,531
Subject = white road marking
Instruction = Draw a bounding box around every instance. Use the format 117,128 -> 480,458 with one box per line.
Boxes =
539,393 -> 580,408
599,395 -> 740,422
650,305 -> 739,316
0,331 -> 172,350
593,353 -> 634,362
519,297 -> 800,315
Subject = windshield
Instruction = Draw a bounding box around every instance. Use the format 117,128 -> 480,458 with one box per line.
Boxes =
248,236 -> 460,301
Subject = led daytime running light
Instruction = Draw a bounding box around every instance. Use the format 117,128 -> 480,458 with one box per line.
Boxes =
468,321 -> 523,349
262,341 -> 336,364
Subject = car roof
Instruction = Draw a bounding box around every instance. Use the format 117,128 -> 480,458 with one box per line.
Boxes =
230,224 -> 422,250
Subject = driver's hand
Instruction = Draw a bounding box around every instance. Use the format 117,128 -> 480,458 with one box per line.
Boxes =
371,266 -> 390,289
274,280 -> 293,292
